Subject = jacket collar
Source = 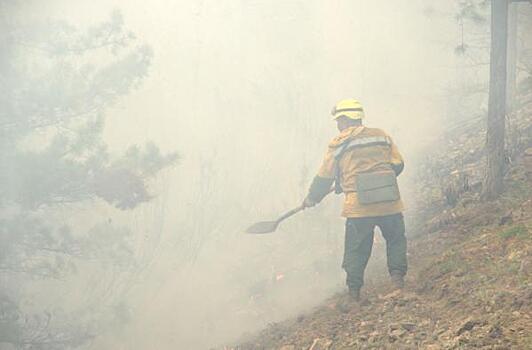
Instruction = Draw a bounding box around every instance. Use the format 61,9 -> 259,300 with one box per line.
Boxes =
329,126 -> 365,148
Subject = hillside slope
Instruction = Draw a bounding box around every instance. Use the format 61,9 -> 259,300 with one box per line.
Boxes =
231,166 -> 531,349
226,142 -> 532,350
223,100 -> 532,350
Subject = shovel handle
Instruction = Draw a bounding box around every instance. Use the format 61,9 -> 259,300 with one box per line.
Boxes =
276,188 -> 335,225
276,205 -> 305,224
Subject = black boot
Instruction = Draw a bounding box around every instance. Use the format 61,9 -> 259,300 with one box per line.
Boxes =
391,273 -> 405,290
336,288 -> 360,313
348,288 -> 360,301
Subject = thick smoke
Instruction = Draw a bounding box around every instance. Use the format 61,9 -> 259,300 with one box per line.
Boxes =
1,1 -> 467,349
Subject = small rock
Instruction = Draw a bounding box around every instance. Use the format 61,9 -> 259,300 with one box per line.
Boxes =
401,322 -> 416,332
489,325 -> 503,338
499,211 -> 513,225
456,319 -> 479,335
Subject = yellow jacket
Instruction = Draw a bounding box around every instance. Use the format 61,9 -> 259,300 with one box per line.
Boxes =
308,126 -> 404,218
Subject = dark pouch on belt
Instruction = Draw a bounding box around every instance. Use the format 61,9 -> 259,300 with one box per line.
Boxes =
356,171 -> 400,204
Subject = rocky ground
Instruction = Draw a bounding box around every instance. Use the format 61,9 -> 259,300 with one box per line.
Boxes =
218,101 -> 532,350
230,180 -> 530,349
220,139 -> 532,349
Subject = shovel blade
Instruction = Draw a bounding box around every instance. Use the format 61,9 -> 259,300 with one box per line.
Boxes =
245,221 -> 279,234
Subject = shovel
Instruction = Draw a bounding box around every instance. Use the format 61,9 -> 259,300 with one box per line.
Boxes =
245,205 -> 305,234
246,189 -> 334,234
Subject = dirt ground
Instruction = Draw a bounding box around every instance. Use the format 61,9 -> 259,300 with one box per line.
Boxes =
223,164 -> 532,350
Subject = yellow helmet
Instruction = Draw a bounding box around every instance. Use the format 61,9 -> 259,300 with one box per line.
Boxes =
331,98 -> 365,120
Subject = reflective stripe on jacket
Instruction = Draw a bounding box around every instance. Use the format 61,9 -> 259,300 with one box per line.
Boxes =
314,126 -> 404,218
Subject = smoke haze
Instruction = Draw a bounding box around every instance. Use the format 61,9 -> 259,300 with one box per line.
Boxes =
1,1 -> 470,349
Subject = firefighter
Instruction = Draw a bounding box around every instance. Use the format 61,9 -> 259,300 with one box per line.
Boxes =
303,99 -> 407,303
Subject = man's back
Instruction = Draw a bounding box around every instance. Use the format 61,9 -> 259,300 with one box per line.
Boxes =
303,98 -> 408,302
317,125 -> 405,218
337,126 -> 404,218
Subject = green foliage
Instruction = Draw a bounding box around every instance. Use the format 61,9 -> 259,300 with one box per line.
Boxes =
438,250 -> 463,275
0,10 -> 178,349
499,225 -> 529,239
0,11 -> 178,210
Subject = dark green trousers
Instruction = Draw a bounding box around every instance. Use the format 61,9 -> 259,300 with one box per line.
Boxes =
342,213 -> 407,291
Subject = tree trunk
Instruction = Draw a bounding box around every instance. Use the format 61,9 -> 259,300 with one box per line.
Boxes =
507,3 -> 518,114
482,0 -> 509,200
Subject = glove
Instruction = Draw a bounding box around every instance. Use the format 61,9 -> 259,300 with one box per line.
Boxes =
302,196 -> 317,208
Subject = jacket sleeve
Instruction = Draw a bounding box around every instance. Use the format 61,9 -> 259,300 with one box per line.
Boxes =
389,137 -> 405,176
306,147 -> 336,202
